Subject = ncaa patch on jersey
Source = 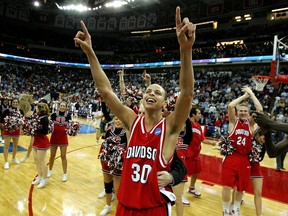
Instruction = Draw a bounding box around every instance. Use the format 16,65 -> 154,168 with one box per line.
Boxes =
154,128 -> 162,136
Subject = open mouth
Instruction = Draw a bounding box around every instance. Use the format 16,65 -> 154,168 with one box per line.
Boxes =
146,98 -> 156,103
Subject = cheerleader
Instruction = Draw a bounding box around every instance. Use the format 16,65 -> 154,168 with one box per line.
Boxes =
31,102 -> 51,189
2,98 -> 24,170
250,129 -> 266,216
0,97 -> 10,143
98,116 -> 127,216
47,101 -> 71,182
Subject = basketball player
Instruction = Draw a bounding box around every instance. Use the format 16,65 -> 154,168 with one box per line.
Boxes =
74,6 -> 195,215
222,86 -> 262,216
186,107 -> 216,198
253,111 -> 288,156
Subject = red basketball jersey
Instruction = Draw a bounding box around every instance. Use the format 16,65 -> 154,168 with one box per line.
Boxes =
117,116 -> 172,209
228,119 -> 252,155
187,120 -> 204,159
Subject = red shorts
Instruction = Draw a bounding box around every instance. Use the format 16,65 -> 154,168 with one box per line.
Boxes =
116,202 -> 171,216
222,153 -> 250,192
186,157 -> 202,176
250,162 -> 263,178
101,160 -> 122,176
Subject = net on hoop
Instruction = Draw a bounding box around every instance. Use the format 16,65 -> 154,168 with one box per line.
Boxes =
251,75 -> 270,91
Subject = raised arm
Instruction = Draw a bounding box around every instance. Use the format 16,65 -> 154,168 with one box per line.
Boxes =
244,86 -> 263,112
118,68 -> 127,100
143,70 -> 151,87
167,6 -> 195,134
227,90 -> 249,126
74,21 -> 136,129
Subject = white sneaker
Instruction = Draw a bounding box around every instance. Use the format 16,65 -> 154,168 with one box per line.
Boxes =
223,209 -> 230,216
20,156 -> 28,162
98,189 -> 106,198
100,205 -> 111,216
37,178 -> 48,188
12,158 -> 20,164
187,187 -> 201,197
182,194 -> 190,206
47,170 -> 53,178
32,176 -> 41,185
62,174 -> 68,182
4,162 -> 9,170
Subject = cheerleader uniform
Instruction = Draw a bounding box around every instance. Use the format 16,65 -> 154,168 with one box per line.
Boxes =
2,108 -> 24,138
250,141 -> 266,179
99,125 -> 127,176
33,115 -> 50,150
50,111 -> 71,146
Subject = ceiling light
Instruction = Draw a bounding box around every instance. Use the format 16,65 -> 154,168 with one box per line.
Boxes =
271,7 -> 288,12
105,1 -> 128,8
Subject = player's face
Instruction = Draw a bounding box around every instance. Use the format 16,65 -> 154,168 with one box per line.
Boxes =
143,84 -> 165,111
114,116 -> 124,128
59,103 -> 67,112
237,106 -> 249,120
194,109 -> 201,122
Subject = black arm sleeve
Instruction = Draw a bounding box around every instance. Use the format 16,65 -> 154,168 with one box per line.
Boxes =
169,152 -> 187,186
182,118 -> 192,145
101,102 -> 112,122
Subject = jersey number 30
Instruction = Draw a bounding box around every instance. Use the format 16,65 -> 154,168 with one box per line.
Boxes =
131,163 -> 152,183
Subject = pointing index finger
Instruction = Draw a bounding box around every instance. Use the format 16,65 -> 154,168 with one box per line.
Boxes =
175,6 -> 181,29
80,20 -> 89,35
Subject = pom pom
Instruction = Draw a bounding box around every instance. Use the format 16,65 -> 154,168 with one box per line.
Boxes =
66,120 -> 81,136
249,141 -> 262,162
98,135 -> 126,172
218,136 -> 235,156
4,109 -> 24,132
22,114 -> 54,136
22,114 -> 40,136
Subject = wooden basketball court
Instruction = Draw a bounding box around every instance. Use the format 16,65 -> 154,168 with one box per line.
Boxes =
0,120 -> 287,216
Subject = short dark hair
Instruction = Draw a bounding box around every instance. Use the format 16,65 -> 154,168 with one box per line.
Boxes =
189,107 -> 198,117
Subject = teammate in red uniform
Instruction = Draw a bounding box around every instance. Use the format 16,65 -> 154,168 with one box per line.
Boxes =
47,101 -> 71,182
222,86 -> 262,216
186,107 -> 216,197
74,6 -> 195,215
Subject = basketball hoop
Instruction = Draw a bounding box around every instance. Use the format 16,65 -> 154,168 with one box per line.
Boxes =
251,75 -> 270,91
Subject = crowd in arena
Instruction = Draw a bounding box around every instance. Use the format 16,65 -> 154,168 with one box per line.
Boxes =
0,61 -> 287,138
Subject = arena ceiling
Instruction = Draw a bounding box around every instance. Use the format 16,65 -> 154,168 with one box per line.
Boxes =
4,0 -> 288,21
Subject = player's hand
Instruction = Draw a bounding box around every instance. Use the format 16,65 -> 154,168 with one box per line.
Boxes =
175,6 -> 196,50
157,171 -> 173,188
117,68 -> 124,76
74,21 -> 93,54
